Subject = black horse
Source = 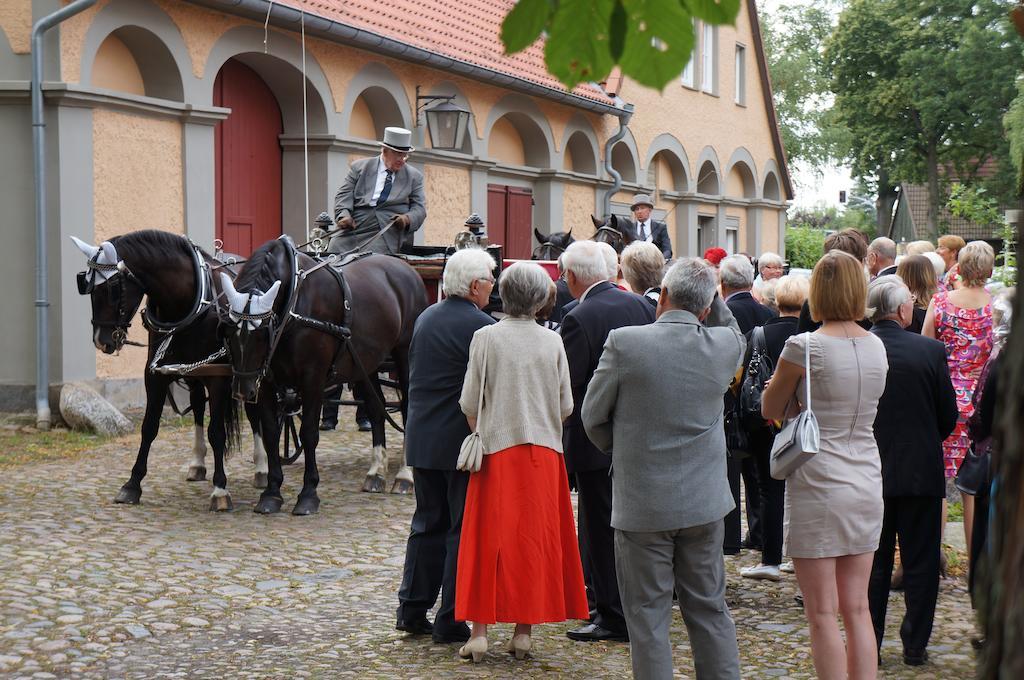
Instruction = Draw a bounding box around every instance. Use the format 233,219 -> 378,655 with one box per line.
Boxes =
220,237 -> 427,515
532,227 -> 576,260
72,230 -> 264,511
589,214 -> 638,253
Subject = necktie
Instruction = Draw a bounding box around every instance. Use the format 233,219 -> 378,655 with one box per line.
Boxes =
377,170 -> 394,205
639,222 -> 648,240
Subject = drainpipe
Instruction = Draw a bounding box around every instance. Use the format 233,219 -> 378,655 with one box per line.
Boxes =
602,103 -> 634,217
32,0 -> 99,430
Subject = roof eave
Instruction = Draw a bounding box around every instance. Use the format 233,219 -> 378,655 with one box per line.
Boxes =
182,0 -> 628,118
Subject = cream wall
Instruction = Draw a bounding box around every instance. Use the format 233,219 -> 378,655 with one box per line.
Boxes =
93,109 -> 184,379
0,0 -> 31,54
761,209 -> 780,254
92,35 -> 145,95
422,164 -> 471,245
349,95 -> 376,140
561,183 -> 596,235
488,118 -> 526,166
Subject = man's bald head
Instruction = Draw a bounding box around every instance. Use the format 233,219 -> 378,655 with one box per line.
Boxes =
867,237 -> 897,276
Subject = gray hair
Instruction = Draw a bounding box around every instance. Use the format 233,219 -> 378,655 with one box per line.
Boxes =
867,274 -> 911,323
869,237 -> 897,263
662,258 -> 718,314
923,251 -> 946,279
621,241 -> 665,292
442,248 -> 496,298
719,254 -> 755,290
905,240 -> 935,256
499,261 -> 552,318
758,251 -> 784,273
958,240 -> 995,287
597,241 -> 619,280
562,240 -> 609,286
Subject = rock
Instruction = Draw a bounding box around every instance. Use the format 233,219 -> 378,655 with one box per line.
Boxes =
181,617 -> 209,628
58,383 -> 132,436
122,624 -> 150,639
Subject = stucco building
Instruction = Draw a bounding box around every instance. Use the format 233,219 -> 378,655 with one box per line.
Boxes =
1,0 -> 791,409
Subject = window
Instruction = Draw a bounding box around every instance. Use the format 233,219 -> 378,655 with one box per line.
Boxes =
702,24 -> 717,94
726,226 -> 738,254
681,20 -> 696,88
698,214 -> 715,252
735,44 -> 746,105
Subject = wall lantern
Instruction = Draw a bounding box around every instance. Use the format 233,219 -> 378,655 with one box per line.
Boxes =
416,86 -> 470,152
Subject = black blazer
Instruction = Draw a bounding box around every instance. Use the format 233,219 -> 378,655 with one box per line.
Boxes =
870,320 -> 959,497
726,291 -> 775,335
758,314 -> 800,366
548,277 -> 575,324
797,300 -> 872,333
561,282 -> 655,472
629,218 -> 673,259
404,296 -> 495,469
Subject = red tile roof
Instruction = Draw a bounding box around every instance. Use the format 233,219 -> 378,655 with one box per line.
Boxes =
276,0 -> 612,104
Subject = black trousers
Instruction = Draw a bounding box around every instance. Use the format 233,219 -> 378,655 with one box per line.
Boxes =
724,452 -> 763,551
575,467 -> 627,635
867,496 -> 942,654
396,467 -> 469,635
320,384 -> 367,426
969,485 -> 990,604
753,442 -> 785,566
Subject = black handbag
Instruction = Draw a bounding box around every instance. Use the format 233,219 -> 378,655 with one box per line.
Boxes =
724,390 -> 750,460
739,326 -> 773,431
954,440 -> 991,496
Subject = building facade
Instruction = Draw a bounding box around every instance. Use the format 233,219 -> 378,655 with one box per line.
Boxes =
0,0 -> 791,408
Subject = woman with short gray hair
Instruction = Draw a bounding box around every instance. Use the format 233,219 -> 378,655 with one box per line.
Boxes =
621,241 -> 665,305
456,261 -> 587,663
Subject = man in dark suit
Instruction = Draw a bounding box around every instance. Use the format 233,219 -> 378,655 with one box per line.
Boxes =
629,194 -> 672,259
866,276 -> 958,666
867,237 -> 898,280
395,249 -> 496,644
720,254 -> 775,554
560,240 -> 655,642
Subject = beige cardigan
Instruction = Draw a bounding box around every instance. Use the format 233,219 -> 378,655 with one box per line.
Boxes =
459,318 -> 573,455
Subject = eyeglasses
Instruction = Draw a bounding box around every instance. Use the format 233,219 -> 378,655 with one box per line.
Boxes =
477,276 -> 495,285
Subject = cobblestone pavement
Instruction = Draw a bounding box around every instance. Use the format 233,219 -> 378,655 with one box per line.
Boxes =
1,411 -> 978,679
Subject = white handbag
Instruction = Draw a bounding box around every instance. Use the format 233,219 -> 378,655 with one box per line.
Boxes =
769,333 -> 820,480
456,333 -> 488,473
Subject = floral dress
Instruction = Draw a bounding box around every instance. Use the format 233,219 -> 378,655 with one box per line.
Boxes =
932,291 -> 994,477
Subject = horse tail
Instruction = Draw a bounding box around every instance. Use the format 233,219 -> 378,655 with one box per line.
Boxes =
222,390 -> 241,461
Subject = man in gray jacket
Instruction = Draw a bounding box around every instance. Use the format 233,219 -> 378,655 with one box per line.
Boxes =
329,126 -> 426,255
582,257 -> 744,679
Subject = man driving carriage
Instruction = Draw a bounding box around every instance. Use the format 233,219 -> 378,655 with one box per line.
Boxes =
328,126 -> 427,255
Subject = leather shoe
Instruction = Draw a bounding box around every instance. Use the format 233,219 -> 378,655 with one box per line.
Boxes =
395,615 -> 433,636
432,622 -> 471,644
903,649 -> 928,666
357,417 -> 372,432
566,623 -> 628,642
319,421 -> 336,431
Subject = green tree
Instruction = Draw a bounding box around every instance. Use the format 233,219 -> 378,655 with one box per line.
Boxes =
784,225 -> 826,269
500,0 -> 741,90
825,0 -> 1024,238
1005,77 -> 1024,195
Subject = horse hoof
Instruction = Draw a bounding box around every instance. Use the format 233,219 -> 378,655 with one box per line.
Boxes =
254,495 -> 284,515
114,486 -> 142,505
185,466 -> 207,482
209,494 -> 234,512
253,472 -> 268,489
361,474 -> 386,493
292,496 -> 320,516
390,478 -> 414,495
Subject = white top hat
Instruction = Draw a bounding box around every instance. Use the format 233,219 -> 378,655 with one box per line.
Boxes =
380,126 -> 415,153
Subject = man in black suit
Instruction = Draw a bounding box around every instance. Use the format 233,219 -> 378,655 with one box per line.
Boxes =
629,194 -> 672,260
866,276 -> 958,666
720,254 -> 775,554
867,237 -> 898,280
395,249 -> 496,644
560,240 -> 655,642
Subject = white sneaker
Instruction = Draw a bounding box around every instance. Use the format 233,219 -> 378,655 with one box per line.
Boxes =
780,561 -> 795,574
740,564 -> 782,581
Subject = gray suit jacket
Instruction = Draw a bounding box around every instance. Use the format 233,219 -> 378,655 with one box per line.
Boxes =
581,297 -> 745,533
329,156 -> 426,254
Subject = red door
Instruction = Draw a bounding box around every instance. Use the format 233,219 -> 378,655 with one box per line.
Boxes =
214,59 -> 283,257
487,184 -> 533,259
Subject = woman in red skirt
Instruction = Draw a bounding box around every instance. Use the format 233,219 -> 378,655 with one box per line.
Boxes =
456,261 -> 588,662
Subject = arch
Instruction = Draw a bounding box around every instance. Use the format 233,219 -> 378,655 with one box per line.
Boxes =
203,26 -> 332,135
418,81 -> 478,155
561,114 -> 601,176
80,0 -> 188,101
341,62 -> 413,138
483,94 -> 555,168
643,134 -> 691,192
695,146 -> 722,196
724,147 -> 758,199
349,86 -> 405,141
762,159 -> 783,201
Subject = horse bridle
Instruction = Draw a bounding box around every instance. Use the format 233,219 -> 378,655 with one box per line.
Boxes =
531,242 -> 567,259
77,253 -> 143,349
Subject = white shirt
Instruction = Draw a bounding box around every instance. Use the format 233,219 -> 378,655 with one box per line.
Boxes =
637,221 -> 654,242
370,156 -> 393,206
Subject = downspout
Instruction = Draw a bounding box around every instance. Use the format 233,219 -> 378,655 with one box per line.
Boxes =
602,103 -> 634,217
32,0 -> 99,430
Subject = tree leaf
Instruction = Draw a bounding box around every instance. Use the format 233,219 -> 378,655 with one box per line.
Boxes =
545,0 -> 617,89
618,0 -> 695,90
609,0 -> 627,61
685,0 -> 741,26
501,0 -> 554,54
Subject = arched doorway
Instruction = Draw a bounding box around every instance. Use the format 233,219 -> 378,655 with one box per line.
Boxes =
214,58 -> 282,256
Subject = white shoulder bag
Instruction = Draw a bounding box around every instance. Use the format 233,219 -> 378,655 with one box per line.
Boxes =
769,332 -> 820,480
456,332 -> 488,473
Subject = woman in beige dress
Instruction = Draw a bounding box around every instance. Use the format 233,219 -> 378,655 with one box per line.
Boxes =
762,250 -> 889,680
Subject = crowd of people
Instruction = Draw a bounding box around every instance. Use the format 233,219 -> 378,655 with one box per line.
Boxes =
390,217 -> 1011,679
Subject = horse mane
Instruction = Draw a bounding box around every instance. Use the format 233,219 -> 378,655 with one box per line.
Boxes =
234,238 -> 289,294
112,229 -> 194,264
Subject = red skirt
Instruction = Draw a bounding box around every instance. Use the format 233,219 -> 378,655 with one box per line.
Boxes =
455,444 -> 589,624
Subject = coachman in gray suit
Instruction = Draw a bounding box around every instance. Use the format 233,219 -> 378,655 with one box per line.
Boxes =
329,126 -> 427,255
582,258 -> 745,680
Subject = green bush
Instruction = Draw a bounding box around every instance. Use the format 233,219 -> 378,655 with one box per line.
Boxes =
785,226 -> 827,270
